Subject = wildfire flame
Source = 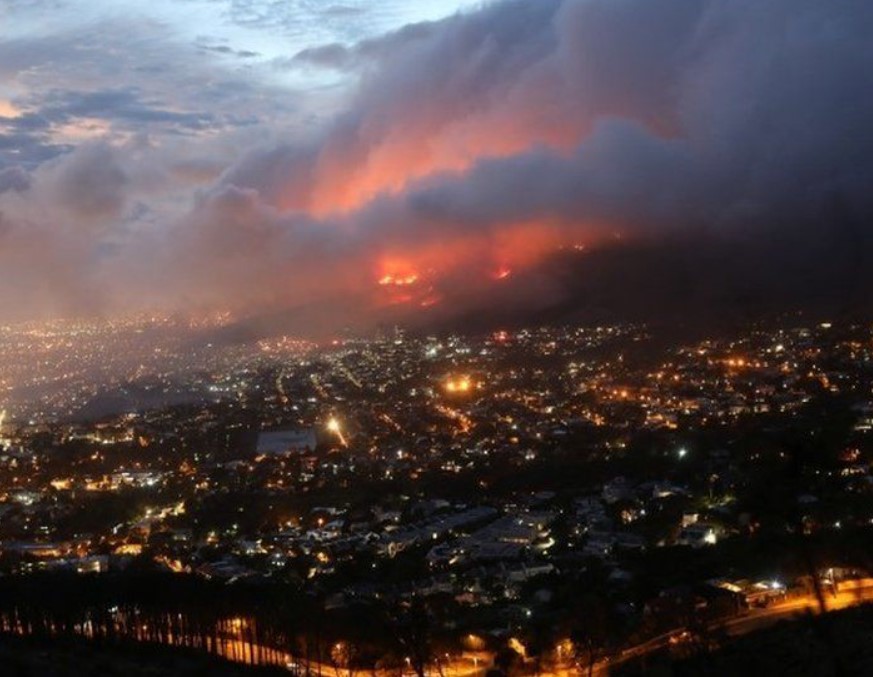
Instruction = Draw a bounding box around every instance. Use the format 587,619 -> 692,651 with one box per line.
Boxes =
378,273 -> 419,287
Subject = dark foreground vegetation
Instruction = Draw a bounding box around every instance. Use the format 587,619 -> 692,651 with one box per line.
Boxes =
0,570 -> 463,676
0,633 -> 287,677
616,603 -> 873,677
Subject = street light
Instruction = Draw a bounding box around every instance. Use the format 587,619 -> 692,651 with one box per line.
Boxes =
326,416 -> 348,447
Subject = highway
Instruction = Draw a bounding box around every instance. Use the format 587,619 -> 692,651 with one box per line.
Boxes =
587,580 -> 873,676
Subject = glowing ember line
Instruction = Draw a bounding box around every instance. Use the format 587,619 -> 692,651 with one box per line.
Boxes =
378,273 -> 419,286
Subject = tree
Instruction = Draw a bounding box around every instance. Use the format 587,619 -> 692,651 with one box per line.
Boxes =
570,593 -> 620,677
386,597 -> 433,677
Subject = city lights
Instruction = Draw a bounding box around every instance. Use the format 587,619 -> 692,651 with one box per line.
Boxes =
444,376 -> 472,394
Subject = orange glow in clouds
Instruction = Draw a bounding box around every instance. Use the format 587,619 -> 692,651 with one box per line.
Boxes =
305,109 -> 585,217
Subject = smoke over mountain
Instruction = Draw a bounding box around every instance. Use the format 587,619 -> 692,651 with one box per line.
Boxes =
1,0 -> 872,331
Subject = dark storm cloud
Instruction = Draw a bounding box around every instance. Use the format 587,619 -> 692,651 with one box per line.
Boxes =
289,21 -> 440,70
0,112 -> 70,169
197,45 -> 260,58
289,43 -> 355,70
33,89 -> 217,130
193,35 -> 261,59
390,123 -> 703,234
0,132 -> 71,169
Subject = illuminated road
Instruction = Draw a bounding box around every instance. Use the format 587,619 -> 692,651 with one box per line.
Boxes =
588,581 -> 873,676
721,583 -> 873,636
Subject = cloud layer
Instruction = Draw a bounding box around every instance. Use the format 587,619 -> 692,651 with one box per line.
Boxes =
1,0 -> 872,330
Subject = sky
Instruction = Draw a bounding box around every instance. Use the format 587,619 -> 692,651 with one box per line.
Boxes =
1,0 -> 872,333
